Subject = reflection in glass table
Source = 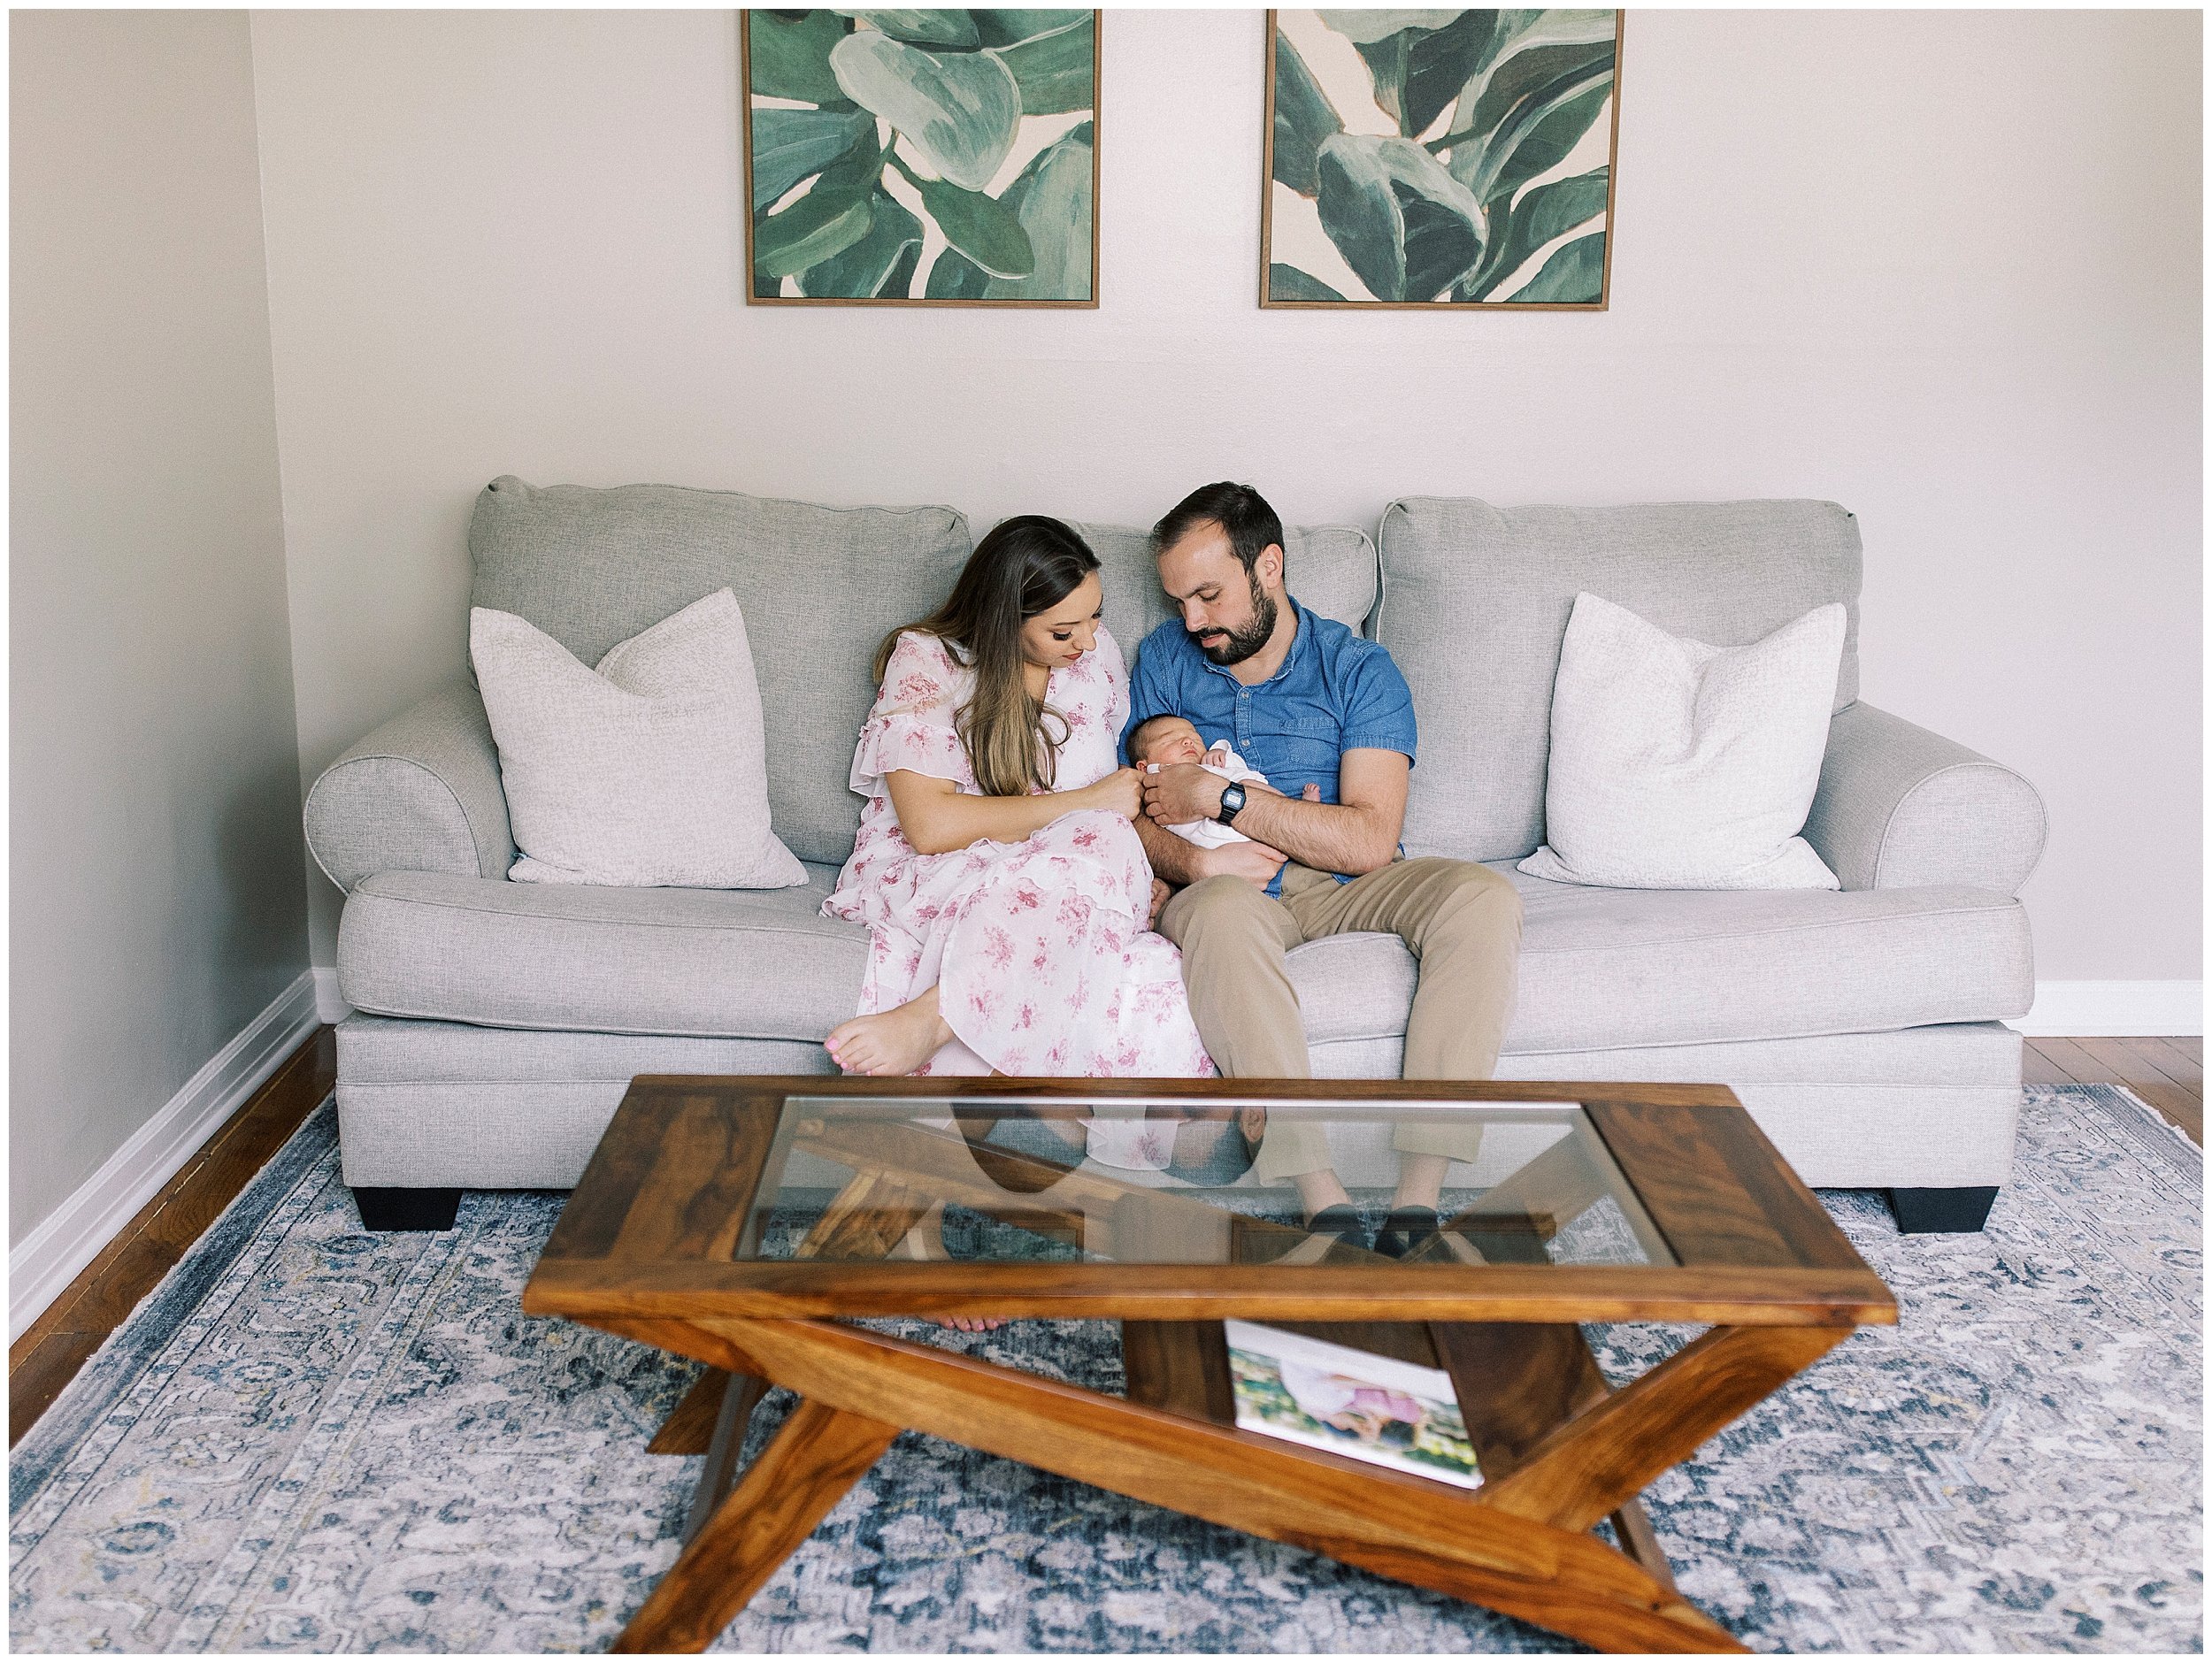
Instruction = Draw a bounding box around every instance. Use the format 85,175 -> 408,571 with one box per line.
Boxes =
748,1096 -> 1675,1271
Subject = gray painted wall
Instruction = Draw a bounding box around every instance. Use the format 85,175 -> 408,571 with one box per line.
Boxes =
250,8 -> 2200,985
11,10 -> 309,1245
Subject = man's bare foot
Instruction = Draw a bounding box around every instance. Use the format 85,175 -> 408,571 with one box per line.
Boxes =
825,985 -> 953,1076
942,1315 -> 1008,1332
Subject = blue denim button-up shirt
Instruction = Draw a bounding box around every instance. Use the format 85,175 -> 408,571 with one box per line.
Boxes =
1121,597 -> 1419,892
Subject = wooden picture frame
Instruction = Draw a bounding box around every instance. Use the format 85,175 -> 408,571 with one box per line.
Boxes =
741,9 -> 1102,308
1260,9 -> 1624,310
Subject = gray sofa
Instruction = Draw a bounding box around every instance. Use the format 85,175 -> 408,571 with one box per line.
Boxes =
305,479 -> 2046,1233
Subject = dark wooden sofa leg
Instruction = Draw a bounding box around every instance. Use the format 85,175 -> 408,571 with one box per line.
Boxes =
1886,1186 -> 1998,1234
352,1186 -> 463,1230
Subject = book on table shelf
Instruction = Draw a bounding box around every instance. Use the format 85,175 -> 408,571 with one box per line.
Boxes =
1223,1320 -> 1481,1489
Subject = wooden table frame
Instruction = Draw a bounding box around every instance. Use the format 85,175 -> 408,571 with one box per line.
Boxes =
522,1077 -> 1895,1653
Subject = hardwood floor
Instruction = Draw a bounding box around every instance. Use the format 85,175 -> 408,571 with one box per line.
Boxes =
2023,1035 -> 2201,1147
5,1028 -> 2197,1450
8,1025 -> 335,1446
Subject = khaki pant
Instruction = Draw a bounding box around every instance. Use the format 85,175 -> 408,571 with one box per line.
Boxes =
1158,858 -> 1522,1182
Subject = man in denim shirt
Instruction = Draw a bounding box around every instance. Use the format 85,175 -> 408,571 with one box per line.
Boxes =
1125,483 -> 1523,1250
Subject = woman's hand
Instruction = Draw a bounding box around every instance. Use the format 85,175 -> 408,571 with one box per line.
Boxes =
1077,766 -> 1144,821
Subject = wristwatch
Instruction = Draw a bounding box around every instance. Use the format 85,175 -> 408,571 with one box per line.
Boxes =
1215,782 -> 1248,826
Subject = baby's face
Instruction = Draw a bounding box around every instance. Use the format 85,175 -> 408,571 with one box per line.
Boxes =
1139,719 -> 1206,767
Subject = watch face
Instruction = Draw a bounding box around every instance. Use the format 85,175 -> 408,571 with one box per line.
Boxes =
1217,784 -> 1245,824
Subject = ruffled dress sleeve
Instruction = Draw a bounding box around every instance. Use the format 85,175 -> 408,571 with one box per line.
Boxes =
851,631 -> 976,798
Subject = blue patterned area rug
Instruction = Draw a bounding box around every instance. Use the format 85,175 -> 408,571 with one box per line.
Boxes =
11,1085 -> 2200,1654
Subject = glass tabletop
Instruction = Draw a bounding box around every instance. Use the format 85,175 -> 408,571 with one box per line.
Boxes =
743,1094 -> 1675,1269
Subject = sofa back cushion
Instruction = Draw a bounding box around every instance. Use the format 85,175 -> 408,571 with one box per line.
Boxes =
469,478 -> 971,865
1072,521 -> 1380,657
1376,498 -> 1863,862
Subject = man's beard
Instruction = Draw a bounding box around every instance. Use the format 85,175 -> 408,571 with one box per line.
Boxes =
1189,575 -> 1279,666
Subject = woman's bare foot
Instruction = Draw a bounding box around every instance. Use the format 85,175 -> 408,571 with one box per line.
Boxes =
825,985 -> 954,1076
895,1202 -> 1007,1331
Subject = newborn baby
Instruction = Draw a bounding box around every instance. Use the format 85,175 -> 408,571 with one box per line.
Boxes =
1128,714 -> 1279,848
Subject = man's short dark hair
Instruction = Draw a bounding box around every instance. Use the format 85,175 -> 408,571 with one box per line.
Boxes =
1151,482 -> 1286,578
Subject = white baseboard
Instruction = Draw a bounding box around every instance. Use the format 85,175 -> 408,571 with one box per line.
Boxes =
2010,980 -> 2203,1038
9,970 -> 322,1344
312,966 -> 352,1023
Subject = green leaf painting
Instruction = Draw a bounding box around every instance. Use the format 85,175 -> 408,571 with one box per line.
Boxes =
744,9 -> 1098,304
1263,9 -> 1617,307
981,120 -> 1093,298
750,107 -> 876,211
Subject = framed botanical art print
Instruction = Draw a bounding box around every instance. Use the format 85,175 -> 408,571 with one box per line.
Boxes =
1261,10 -> 1621,309
742,9 -> 1100,305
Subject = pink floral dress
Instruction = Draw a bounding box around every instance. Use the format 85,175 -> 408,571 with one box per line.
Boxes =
822,627 -> 1215,1079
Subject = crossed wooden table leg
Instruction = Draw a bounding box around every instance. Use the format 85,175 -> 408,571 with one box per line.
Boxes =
603,1304 -> 1844,1653
524,1084 -> 1891,1654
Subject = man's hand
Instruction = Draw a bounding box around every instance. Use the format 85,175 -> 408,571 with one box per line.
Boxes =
1141,761 -> 1228,826
1197,838 -> 1289,888
1132,803 -> 1292,895
1147,877 -> 1171,928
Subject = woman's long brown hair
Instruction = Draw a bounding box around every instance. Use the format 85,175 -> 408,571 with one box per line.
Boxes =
874,516 -> 1102,798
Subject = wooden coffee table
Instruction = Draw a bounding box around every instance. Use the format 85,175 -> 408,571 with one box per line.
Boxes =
521,1076 -> 1894,1653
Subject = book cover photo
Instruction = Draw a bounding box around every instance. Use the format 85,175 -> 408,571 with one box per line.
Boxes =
1224,1319 -> 1482,1489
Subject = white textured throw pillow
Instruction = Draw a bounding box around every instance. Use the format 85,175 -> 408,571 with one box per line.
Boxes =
472,588 -> 807,888
1519,593 -> 1846,891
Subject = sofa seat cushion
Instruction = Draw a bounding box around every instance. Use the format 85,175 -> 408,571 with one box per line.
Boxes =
337,867 -> 868,1042
1286,863 -> 2032,1053
341,862 -> 2032,1057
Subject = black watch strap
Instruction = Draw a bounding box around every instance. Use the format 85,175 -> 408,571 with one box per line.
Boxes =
1215,782 -> 1248,826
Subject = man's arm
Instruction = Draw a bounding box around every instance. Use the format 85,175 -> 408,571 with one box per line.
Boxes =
1141,748 -> 1409,876
1133,813 -> 1204,886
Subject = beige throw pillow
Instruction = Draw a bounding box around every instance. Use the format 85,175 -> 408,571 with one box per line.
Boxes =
472,588 -> 807,888
1519,593 -> 1846,890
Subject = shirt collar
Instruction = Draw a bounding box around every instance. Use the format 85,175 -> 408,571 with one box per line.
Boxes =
1196,594 -> 1312,689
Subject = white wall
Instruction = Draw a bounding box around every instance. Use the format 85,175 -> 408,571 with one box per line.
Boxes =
12,11 -> 311,1244
250,8 -> 2200,985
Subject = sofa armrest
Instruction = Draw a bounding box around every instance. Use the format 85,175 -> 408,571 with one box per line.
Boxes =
1803,702 -> 2046,894
303,680 -> 515,891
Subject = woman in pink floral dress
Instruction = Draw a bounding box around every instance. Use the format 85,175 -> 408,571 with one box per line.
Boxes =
822,516 -> 1214,1082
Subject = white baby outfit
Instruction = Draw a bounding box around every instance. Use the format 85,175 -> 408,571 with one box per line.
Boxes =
1151,742 -> 1271,848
